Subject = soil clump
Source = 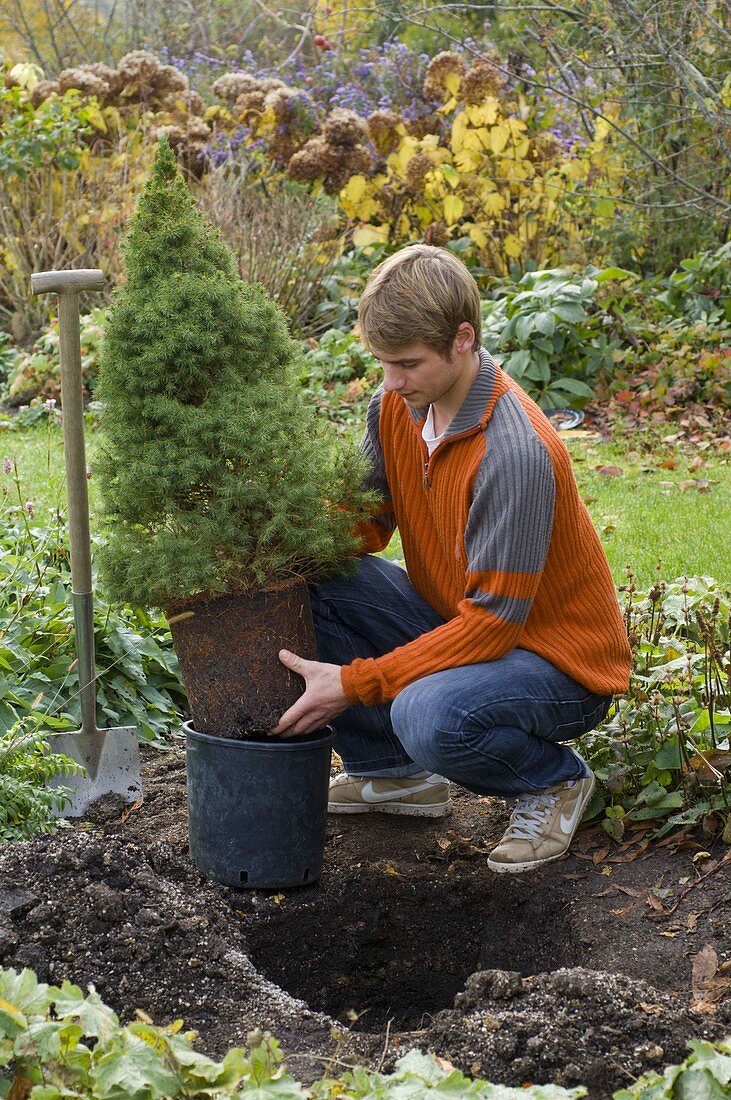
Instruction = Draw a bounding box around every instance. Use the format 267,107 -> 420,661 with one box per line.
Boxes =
0,745 -> 729,1096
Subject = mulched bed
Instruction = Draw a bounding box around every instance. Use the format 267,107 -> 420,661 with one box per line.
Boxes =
1,745 -> 730,1097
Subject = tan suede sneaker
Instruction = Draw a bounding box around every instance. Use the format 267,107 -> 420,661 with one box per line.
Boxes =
328,771 -> 452,818
486,773 -> 596,873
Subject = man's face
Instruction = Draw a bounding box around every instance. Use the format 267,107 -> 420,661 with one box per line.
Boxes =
372,341 -> 466,411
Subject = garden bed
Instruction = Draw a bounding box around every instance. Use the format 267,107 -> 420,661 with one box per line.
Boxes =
1,746 -> 729,1097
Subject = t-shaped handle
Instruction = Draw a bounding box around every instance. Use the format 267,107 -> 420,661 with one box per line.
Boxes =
30,269 -> 105,296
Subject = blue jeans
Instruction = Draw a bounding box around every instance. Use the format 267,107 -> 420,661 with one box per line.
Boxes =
310,555 -> 611,797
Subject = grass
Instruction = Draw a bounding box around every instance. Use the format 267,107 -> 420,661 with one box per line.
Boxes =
565,431 -> 731,587
2,420 -> 729,590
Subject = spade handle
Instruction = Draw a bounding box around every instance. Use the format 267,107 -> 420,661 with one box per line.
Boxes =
30,269 -> 105,734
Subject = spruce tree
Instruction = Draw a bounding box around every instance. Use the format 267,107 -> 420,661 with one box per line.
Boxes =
96,137 -> 371,610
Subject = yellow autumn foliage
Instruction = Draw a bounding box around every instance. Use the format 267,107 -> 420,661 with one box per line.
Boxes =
338,80 -> 625,274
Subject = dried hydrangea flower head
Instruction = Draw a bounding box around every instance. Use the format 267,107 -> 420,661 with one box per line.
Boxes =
423,51 -> 465,100
117,50 -> 161,86
367,109 -> 403,155
461,57 -> 506,105
212,72 -> 258,103
323,107 -> 368,149
405,153 -> 434,190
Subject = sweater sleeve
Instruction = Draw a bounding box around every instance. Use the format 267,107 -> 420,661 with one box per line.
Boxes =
355,388 -> 397,554
341,393 -> 556,705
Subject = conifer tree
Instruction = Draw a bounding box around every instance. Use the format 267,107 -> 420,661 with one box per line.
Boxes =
96,137 -> 371,610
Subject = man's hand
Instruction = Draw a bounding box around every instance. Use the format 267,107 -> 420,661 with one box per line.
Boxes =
270,650 -> 349,738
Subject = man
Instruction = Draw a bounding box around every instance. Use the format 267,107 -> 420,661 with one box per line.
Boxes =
271,244 -> 631,873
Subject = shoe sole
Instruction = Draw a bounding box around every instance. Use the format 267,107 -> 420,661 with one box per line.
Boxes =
486,774 -> 596,874
487,849 -> 566,873
328,799 -> 452,818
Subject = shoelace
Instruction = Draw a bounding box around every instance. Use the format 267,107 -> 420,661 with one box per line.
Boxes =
504,792 -> 557,841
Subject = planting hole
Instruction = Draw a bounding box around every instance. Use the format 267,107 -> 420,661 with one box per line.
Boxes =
245,867 -> 578,1031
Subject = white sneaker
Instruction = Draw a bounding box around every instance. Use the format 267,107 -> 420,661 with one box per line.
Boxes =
328,771 -> 452,818
487,772 -> 596,873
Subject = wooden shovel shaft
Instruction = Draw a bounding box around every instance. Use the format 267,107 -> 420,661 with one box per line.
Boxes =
58,292 -> 93,597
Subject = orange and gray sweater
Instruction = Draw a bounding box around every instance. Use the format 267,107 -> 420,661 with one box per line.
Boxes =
340,350 -> 632,707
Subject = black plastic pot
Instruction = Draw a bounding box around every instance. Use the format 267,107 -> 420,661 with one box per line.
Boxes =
185,721 -> 333,889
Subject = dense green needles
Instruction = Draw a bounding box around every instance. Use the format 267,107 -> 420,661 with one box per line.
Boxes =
95,138 -> 371,609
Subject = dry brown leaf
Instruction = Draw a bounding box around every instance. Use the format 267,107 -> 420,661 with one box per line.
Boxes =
8,1076 -> 31,1100
434,1056 -> 457,1073
686,913 -> 699,932
608,840 -> 650,862
593,884 -> 642,899
612,903 -> 640,917
598,465 -> 624,477
688,751 -> 731,781
692,944 -> 719,993
592,846 -> 611,864
645,893 -> 666,913
637,1002 -> 664,1015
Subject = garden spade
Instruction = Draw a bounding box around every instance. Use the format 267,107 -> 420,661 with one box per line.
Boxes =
30,269 -> 142,816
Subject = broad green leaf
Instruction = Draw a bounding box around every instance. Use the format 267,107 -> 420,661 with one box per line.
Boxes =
551,303 -> 587,323
515,313 -> 537,345
52,982 -> 119,1040
0,969 -> 50,1016
533,311 -> 555,336
504,349 -> 532,378
686,1039 -> 731,1085
90,1032 -> 182,1099
14,1018 -> 85,1062
548,378 -> 594,397
654,740 -> 681,770
594,267 -> 636,283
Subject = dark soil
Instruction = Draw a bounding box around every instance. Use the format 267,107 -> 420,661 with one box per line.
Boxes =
1,746 -> 730,1097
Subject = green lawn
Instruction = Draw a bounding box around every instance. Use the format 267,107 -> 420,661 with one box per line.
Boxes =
2,422 -> 729,590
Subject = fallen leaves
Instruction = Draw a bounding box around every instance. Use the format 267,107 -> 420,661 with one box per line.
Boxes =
690,944 -> 731,1012
429,830 -> 490,862
678,477 -> 710,493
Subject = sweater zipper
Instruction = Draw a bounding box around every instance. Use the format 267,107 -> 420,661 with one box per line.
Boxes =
421,423 -> 483,489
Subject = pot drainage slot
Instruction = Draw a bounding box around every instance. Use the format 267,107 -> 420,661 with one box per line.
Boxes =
245,869 -> 578,1032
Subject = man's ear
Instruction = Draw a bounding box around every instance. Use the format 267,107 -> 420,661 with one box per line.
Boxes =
454,322 -> 476,354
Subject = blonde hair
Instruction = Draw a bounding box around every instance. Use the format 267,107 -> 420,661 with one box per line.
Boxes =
358,244 -> 482,356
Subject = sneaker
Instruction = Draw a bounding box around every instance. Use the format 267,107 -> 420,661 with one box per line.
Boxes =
486,772 -> 596,874
328,771 -> 452,818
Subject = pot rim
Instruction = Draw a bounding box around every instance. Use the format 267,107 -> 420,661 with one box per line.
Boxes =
183,719 -> 333,751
